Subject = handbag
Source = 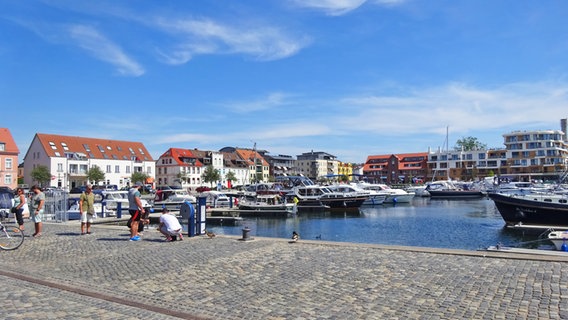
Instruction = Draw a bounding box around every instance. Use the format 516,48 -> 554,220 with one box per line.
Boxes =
11,207 -> 17,214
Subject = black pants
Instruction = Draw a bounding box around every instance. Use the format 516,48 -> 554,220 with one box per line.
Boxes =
14,208 -> 24,226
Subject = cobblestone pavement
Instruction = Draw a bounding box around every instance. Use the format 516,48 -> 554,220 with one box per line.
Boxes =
1,221 -> 568,319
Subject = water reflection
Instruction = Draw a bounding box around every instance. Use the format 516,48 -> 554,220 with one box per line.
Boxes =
204,197 -> 554,250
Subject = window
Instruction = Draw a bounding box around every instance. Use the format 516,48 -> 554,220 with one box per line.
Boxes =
126,166 -> 131,174
0,143 -> 4,151
147,166 -> 152,174
4,174 -> 12,185
83,144 -> 91,152
57,163 -> 63,172
106,165 -> 111,173
115,165 -> 120,173
5,158 -> 12,170
61,142 -> 69,151
49,141 -> 57,150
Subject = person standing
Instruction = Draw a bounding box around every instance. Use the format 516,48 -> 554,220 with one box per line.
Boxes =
29,185 -> 45,237
79,184 -> 95,235
158,208 -> 183,242
12,188 -> 26,231
127,182 -> 146,241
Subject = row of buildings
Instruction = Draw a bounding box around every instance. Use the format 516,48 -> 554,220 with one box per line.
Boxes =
1,119 -> 567,191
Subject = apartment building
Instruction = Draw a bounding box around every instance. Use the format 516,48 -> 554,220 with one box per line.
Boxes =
296,151 -> 339,181
23,133 -> 155,190
363,153 -> 428,184
427,124 -> 568,182
156,148 -> 251,190
0,128 -> 19,189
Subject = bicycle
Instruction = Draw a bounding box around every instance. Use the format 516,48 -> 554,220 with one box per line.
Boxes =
0,217 -> 24,251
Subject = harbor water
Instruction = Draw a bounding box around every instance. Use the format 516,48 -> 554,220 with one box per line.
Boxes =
204,197 -> 556,251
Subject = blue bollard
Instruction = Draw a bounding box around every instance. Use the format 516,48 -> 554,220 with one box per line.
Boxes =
117,202 -> 122,219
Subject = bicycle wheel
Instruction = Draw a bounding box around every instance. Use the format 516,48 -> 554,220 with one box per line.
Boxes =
0,225 -> 24,250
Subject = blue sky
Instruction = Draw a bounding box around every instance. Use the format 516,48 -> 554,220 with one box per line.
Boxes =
2,0 -> 568,163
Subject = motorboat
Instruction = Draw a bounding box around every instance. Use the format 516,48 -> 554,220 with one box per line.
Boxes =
425,180 -> 486,199
65,197 -> 104,220
237,194 -> 295,217
547,230 -> 568,251
153,189 -> 196,211
328,184 -> 385,206
99,190 -> 152,216
355,183 -> 414,203
290,185 -> 367,209
488,192 -> 568,228
404,185 -> 429,197
200,191 -> 232,208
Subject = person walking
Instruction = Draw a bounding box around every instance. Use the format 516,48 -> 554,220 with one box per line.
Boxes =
29,185 -> 45,237
158,208 -> 183,242
127,182 -> 146,241
79,184 -> 95,235
12,188 -> 26,231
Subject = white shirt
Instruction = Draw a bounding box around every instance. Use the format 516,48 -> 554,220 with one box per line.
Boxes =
159,213 -> 182,232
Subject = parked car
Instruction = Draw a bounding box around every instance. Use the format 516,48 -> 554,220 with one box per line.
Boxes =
70,186 -> 87,194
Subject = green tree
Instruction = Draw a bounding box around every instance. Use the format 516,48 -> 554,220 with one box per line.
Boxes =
202,165 -> 220,187
30,165 -> 51,187
131,172 -> 149,185
87,165 -> 105,185
225,170 -> 237,187
454,136 -> 487,151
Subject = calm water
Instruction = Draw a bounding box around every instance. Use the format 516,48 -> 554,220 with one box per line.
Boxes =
205,197 -> 554,251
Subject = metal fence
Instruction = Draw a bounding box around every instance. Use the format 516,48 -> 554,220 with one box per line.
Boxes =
43,190 -> 69,222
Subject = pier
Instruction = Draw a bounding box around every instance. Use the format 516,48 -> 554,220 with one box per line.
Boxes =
0,220 -> 567,319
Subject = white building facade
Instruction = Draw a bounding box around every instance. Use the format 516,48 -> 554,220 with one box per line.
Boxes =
23,133 -> 155,190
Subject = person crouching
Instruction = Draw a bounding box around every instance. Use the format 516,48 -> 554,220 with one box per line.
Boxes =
158,208 -> 183,242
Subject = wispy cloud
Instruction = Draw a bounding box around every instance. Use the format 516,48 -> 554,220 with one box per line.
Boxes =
288,0 -> 406,16
289,0 -> 367,16
154,17 -> 311,64
224,92 -> 293,113
337,81 -> 568,136
67,24 -> 144,76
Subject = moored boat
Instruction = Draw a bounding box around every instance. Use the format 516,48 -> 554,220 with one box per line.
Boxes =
547,230 -> 568,251
153,189 -> 196,211
488,192 -> 568,228
237,194 -> 295,217
426,180 -> 486,199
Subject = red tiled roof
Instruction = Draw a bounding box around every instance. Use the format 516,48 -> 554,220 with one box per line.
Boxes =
0,128 -> 19,154
159,148 -> 203,167
235,148 -> 269,166
34,133 -> 153,161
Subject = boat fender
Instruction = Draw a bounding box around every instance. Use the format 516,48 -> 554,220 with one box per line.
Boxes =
562,238 -> 568,252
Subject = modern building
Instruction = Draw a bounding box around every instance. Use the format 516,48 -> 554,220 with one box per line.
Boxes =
296,151 -> 339,181
0,128 -> 19,189
427,119 -> 568,182
363,153 -> 428,184
23,133 -> 155,190
258,152 -> 295,177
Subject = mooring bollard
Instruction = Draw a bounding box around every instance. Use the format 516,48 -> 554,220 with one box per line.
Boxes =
241,226 -> 253,241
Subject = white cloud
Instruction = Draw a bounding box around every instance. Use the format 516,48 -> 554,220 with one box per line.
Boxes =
67,24 -> 144,76
289,0 -> 367,16
337,81 -> 568,136
288,0 -> 406,16
154,17 -> 311,64
225,92 -> 292,113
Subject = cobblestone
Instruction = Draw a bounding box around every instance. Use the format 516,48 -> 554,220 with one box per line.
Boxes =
0,220 -> 567,319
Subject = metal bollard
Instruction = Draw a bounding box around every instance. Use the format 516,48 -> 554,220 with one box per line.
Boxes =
241,226 -> 253,241
117,202 -> 122,219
